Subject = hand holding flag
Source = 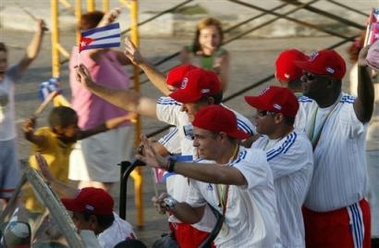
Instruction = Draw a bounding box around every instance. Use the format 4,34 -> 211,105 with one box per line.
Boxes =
79,22 -> 121,52
365,8 -> 379,45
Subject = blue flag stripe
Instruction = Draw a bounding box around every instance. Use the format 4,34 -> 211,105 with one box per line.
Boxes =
81,23 -> 120,38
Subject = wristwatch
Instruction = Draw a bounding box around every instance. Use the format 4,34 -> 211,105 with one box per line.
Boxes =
163,196 -> 178,210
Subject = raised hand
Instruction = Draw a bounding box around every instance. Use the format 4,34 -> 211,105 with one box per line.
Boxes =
124,37 -> 145,65
37,19 -> 48,32
74,64 -> 94,88
136,134 -> 167,169
22,116 -> 36,134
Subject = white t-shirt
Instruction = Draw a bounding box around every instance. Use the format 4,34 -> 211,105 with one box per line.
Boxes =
186,147 -> 281,247
155,96 -> 256,232
299,93 -> 368,211
0,66 -> 22,141
98,213 -> 136,248
252,131 -> 313,248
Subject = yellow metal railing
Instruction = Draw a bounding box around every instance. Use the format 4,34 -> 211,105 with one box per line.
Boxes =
50,0 -> 144,226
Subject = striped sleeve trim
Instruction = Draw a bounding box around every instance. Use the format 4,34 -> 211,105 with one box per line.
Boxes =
340,95 -> 355,104
157,97 -> 182,106
237,119 -> 255,135
266,132 -> 297,161
158,128 -> 179,145
298,96 -> 313,103
230,149 -> 247,166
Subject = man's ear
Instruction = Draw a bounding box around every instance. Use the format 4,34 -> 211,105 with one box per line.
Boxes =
207,96 -> 215,105
274,113 -> 284,124
89,215 -> 98,227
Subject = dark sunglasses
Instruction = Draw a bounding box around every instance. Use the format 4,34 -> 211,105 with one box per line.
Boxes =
303,71 -> 317,81
256,110 -> 276,117
303,71 -> 330,81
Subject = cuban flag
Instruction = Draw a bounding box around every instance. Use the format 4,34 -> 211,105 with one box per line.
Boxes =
79,23 -> 121,52
369,22 -> 379,44
153,155 -> 193,184
372,8 -> 379,23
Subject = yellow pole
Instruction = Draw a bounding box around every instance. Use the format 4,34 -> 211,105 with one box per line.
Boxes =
128,0 -> 144,228
51,0 -> 60,78
75,0 -> 82,45
87,0 -> 95,12
102,0 -> 109,13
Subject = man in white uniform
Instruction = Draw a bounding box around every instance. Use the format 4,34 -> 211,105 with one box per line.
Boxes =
245,85 -> 313,247
74,62 -> 255,247
295,48 -> 374,248
137,105 -> 281,247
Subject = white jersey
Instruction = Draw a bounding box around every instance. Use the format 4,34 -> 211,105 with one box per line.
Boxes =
0,66 -> 22,141
158,127 -> 181,155
299,93 -> 368,211
98,213 -> 136,248
294,93 -> 308,133
156,97 -> 256,156
186,147 -> 281,248
156,96 -> 256,232
252,131 -> 313,248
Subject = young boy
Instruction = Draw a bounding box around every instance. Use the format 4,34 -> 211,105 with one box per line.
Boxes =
22,106 -> 131,214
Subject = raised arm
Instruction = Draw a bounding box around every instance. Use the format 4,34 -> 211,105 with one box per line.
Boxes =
137,135 -> 247,186
75,64 -> 158,118
18,19 -> 46,73
23,116 -> 47,148
124,37 -> 171,95
213,50 -> 230,92
354,45 -> 375,123
78,114 -> 135,139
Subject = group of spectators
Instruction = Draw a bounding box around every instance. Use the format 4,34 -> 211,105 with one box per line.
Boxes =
0,6 -> 378,248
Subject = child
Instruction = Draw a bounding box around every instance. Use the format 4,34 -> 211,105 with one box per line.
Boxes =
22,106 -> 132,215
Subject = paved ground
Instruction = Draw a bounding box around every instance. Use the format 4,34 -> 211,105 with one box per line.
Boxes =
1,0 -> 379,246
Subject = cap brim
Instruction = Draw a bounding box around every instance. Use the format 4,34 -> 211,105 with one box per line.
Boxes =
169,90 -> 199,104
61,198 -> 82,213
293,60 -> 318,75
229,130 -> 251,140
244,96 -> 270,111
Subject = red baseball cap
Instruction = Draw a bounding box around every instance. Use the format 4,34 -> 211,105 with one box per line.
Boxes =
166,64 -> 197,87
275,49 -> 308,82
294,49 -> 346,80
61,187 -> 114,215
169,68 -> 221,103
192,105 -> 250,139
244,85 -> 299,117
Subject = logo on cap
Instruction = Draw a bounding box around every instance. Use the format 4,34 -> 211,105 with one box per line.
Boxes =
309,51 -> 318,61
273,104 -> 282,111
181,78 -> 188,89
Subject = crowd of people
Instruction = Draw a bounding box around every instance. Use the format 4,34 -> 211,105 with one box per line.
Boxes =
0,6 -> 378,248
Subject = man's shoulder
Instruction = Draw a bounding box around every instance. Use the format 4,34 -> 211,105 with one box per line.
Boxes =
340,92 -> 356,104
157,96 -> 182,106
